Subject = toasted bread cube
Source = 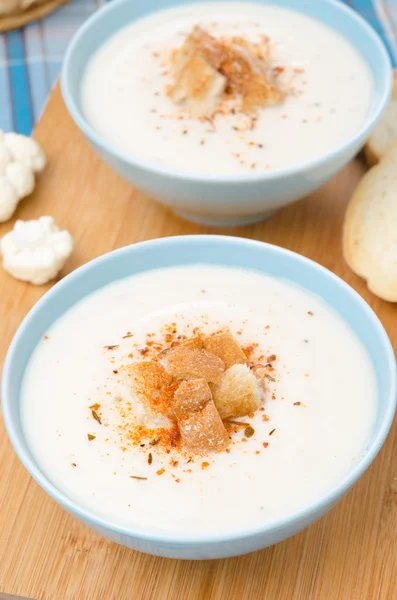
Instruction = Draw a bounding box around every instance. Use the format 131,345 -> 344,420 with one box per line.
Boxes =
211,364 -> 262,419
169,25 -> 283,117
124,361 -> 176,415
166,346 -> 225,383
203,331 -> 247,369
169,26 -> 226,116
169,52 -> 226,117
181,335 -> 204,350
174,379 -> 229,452
173,378 -> 212,418
172,26 -> 225,72
220,37 -> 283,112
157,335 -> 203,359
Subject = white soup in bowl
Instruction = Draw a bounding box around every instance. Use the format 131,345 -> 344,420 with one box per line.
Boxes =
81,2 -> 373,175
21,265 -> 376,536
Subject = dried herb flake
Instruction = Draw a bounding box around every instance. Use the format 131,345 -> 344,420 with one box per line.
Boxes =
228,420 -> 250,428
244,426 -> 255,438
92,409 -> 102,424
148,453 -> 153,465
87,433 -> 96,441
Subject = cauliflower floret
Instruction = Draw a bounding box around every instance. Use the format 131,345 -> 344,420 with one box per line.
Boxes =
0,144 -> 12,174
1,216 -> 74,285
0,177 -> 19,222
3,132 -> 46,172
0,130 -> 46,223
5,162 -> 35,198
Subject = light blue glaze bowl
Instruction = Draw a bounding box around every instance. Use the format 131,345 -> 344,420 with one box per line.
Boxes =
2,236 -> 396,559
61,0 -> 392,227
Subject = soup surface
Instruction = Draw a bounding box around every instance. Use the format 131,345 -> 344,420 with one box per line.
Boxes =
81,2 -> 373,175
21,265 -> 376,535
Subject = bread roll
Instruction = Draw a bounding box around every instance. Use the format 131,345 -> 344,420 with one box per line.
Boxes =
343,140 -> 397,301
365,71 -> 397,166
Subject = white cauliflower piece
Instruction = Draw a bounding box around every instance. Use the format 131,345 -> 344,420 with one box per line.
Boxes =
0,177 -> 19,222
5,162 -> 35,198
0,144 -> 12,174
1,216 -> 74,285
0,130 -> 46,223
3,132 -> 46,172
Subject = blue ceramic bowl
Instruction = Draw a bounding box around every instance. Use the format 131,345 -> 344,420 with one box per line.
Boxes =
61,0 -> 392,227
2,236 -> 397,559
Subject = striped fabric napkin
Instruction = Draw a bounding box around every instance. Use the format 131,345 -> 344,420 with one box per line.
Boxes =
0,0 -> 396,134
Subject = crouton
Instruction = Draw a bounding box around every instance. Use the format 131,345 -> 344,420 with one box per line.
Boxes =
169,39 -> 226,116
180,335 -> 204,350
173,377 -> 212,417
168,26 -> 283,116
171,26 -> 225,72
203,331 -> 247,369
157,335 -> 204,359
174,379 -> 229,452
221,37 -> 283,112
211,364 -> 262,419
166,346 -> 225,383
124,361 -> 177,415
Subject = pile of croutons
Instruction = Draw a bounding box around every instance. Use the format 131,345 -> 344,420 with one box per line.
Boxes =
125,331 -> 268,453
168,26 -> 284,117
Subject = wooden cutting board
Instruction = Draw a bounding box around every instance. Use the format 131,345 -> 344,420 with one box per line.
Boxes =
0,84 -> 396,600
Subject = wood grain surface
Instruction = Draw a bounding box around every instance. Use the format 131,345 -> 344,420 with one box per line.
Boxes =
0,85 -> 396,600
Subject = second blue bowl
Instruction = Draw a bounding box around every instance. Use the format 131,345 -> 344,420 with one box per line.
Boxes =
61,0 -> 392,226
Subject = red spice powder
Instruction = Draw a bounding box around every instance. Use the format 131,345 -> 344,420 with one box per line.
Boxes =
242,343 -> 259,360
124,423 -> 182,455
114,324 -> 278,460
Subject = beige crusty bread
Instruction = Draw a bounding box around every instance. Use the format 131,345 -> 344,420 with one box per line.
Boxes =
169,52 -> 226,117
343,140 -> 397,302
168,25 -> 283,116
203,331 -> 247,369
211,364 -> 262,419
173,379 -> 229,452
166,345 -> 225,383
365,71 -> 397,166
123,361 -> 177,414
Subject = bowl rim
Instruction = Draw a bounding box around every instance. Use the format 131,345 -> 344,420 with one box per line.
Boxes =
2,234 -> 397,545
61,0 -> 392,184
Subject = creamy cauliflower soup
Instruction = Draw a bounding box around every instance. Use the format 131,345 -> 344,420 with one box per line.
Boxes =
21,265 -> 376,535
81,2 -> 373,175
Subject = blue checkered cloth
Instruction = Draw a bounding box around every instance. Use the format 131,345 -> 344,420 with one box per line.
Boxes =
1,0 -> 396,134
